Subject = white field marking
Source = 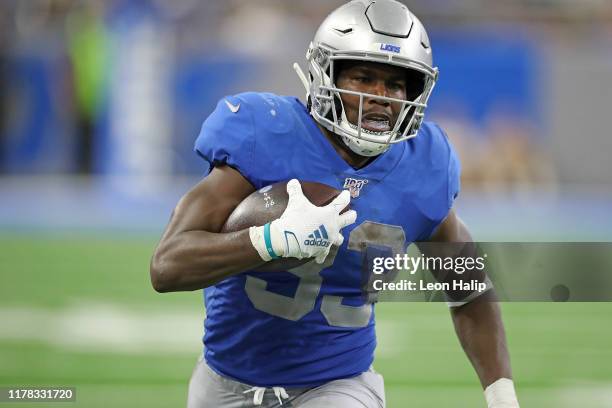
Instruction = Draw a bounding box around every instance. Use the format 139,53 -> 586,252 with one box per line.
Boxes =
375,319 -> 404,357
0,304 -> 431,357
553,383 -> 612,408
374,313 -> 459,358
0,303 -> 204,354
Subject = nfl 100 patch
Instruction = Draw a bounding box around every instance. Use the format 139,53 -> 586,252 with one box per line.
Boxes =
343,177 -> 369,198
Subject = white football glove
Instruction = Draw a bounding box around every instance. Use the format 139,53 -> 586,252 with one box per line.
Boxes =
250,179 -> 357,264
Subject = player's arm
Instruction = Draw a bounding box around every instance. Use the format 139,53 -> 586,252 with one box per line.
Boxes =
150,165 -> 264,292
426,209 -> 519,407
150,166 -> 356,293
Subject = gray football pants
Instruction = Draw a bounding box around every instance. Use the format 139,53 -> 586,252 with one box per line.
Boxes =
187,357 -> 385,408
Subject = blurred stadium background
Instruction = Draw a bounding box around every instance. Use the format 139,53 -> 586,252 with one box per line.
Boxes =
1,0 -> 611,407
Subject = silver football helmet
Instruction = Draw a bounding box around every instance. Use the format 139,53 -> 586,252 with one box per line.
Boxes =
294,0 -> 438,157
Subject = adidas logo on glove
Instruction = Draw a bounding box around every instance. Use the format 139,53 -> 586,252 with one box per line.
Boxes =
249,179 -> 356,264
304,225 -> 331,247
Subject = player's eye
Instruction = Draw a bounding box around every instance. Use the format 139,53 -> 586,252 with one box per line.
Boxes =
388,81 -> 405,92
354,76 -> 370,83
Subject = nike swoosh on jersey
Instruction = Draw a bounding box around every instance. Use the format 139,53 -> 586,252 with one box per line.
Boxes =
224,99 -> 240,113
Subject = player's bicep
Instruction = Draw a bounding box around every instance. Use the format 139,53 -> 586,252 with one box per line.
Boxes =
418,208 -> 492,306
427,208 -> 472,243
417,208 -> 475,282
165,165 -> 256,236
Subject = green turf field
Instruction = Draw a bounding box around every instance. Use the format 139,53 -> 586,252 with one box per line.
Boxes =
1,235 -> 611,407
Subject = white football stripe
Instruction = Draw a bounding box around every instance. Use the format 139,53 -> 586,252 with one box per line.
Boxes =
0,303 -> 204,354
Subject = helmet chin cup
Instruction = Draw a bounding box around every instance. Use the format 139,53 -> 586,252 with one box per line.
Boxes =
338,110 -> 390,157
341,133 -> 390,157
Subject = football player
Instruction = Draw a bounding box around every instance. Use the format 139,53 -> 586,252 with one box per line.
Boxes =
150,1 -> 519,407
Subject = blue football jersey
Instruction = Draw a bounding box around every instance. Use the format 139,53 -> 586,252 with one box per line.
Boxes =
194,92 -> 460,387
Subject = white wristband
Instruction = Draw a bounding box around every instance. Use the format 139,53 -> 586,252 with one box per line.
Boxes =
484,378 -> 519,408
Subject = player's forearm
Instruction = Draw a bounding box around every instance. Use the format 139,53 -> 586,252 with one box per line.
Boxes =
451,292 -> 512,389
150,229 -> 264,292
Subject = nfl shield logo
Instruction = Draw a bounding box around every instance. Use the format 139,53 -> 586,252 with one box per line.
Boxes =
343,178 -> 368,198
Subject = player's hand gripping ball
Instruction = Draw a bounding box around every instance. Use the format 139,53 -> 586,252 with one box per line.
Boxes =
223,179 -> 357,271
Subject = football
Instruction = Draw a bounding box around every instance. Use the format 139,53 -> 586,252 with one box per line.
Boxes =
221,180 -> 345,271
